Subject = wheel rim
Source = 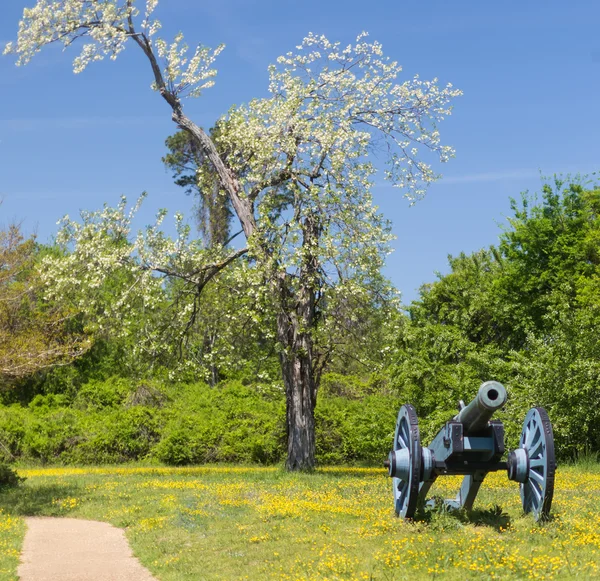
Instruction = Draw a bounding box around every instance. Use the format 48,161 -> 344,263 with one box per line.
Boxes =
518,407 -> 556,521
392,404 -> 421,519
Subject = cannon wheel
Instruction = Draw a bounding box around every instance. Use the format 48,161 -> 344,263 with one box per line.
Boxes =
518,407 -> 556,521
392,404 -> 422,519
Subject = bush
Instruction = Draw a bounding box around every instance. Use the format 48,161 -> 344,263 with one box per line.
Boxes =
0,377 -> 403,467
154,381 -> 285,465
0,464 -> 24,488
154,422 -> 220,465
315,394 -> 401,464
65,407 -> 160,464
319,373 -> 388,399
73,377 -> 133,410
0,406 -> 26,462
21,409 -> 82,463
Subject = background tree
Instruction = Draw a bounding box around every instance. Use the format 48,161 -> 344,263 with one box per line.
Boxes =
391,177 -> 600,454
163,124 -> 402,388
163,127 -> 233,247
496,179 -> 600,344
0,221 -> 90,384
162,126 -> 250,384
39,197 -> 253,383
6,1 -> 460,469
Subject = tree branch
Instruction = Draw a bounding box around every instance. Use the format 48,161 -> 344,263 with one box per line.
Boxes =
143,247 -> 248,291
125,27 -> 257,239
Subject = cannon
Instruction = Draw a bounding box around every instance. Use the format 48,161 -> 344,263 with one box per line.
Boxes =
384,381 -> 556,521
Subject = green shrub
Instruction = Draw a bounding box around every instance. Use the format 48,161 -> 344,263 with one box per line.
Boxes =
0,464 -> 24,488
154,382 -> 285,465
28,394 -> 70,410
0,406 -> 27,462
315,394 -> 401,464
0,377 -> 403,467
154,427 -> 197,465
21,409 -> 83,463
320,373 -> 373,399
154,422 -> 220,465
66,407 -> 160,464
73,377 -> 133,410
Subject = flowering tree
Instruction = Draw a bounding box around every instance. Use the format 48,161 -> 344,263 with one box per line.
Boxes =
40,195 -> 257,381
6,0 -> 461,469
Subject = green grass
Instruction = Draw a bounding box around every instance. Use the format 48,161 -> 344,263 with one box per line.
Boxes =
0,464 -> 599,580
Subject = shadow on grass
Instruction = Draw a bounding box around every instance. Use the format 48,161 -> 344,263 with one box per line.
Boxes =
468,506 -> 512,530
0,482 -> 81,517
415,501 -> 512,532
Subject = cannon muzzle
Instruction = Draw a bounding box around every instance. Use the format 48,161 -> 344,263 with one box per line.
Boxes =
455,381 -> 507,432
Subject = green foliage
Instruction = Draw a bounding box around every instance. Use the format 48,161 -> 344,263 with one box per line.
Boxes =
498,182 -> 600,342
2,339 -> 132,405
507,306 -> 600,456
0,375 -> 402,467
154,381 -> 285,465
0,225 -> 90,384
73,377 -> 133,409
320,373 -> 372,399
0,463 -> 24,488
22,410 -> 81,464
391,177 -> 600,457
315,393 -> 400,464
67,407 -> 161,464
163,128 -> 233,246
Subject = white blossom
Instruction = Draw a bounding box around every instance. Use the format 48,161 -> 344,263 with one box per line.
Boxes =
7,5 -> 461,384
4,0 -> 223,98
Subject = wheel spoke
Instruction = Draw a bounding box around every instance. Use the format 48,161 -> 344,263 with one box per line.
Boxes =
397,481 -> 404,499
523,424 -> 532,448
399,420 -> 409,449
528,438 -> 544,460
526,425 -> 541,450
528,479 -> 542,504
529,457 -> 545,468
529,469 -> 545,486
523,488 -> 533,512
397,431 -> 407,449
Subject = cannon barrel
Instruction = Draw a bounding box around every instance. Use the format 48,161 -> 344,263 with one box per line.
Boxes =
455,381 -> 507,432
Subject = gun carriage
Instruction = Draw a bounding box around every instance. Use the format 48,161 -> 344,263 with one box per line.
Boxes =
384,381 -> 556,521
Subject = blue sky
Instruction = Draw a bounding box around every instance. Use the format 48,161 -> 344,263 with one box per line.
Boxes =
1,0 -> 599,304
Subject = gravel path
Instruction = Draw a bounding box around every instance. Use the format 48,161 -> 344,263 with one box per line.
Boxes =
18,517 -> 158,581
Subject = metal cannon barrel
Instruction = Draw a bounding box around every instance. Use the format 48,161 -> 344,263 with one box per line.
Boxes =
455,381 -> 507,432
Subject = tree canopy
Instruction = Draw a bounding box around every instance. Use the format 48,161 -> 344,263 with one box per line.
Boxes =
393,177 -> 600,454
6,0 -> 461,469
163,129 -> 233,248
0,221 -> 90,383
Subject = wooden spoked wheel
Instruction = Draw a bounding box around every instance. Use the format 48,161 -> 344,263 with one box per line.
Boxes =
518,407 -> 556,521
391,404 -> 422,519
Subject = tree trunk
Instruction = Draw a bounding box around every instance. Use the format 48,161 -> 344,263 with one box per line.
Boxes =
277,213 -> 321,471
277,299 -> 317,471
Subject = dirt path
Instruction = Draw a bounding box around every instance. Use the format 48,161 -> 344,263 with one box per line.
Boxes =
18,517 -> 158,581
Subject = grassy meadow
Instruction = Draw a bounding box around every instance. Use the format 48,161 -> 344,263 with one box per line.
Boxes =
0,463 -> 599,580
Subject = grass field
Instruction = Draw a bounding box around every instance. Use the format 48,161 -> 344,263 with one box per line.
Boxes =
0,463 -> 599,580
